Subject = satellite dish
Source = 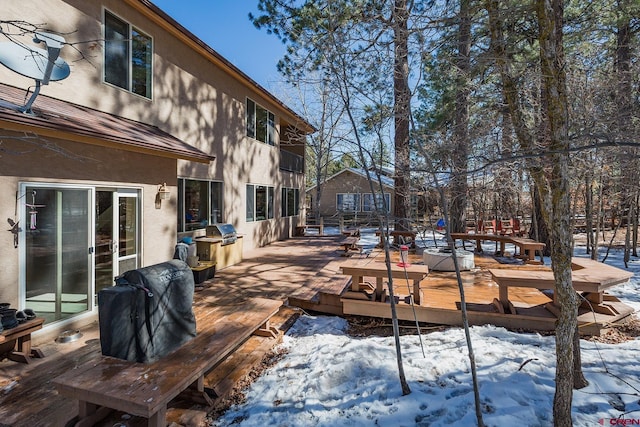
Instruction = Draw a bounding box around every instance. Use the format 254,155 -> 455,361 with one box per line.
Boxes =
0,32 -> 71,114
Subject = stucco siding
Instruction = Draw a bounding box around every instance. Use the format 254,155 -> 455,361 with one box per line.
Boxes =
1,0 -> 307,250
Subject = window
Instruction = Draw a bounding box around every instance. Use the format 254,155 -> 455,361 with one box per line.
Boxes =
104,10 -> 152,98
177,179 -> 223,232
281,188 -> 299,217
246,185 -> 255,222
362,193 -> 391,212
255,186 -> 267,220
246,98 -> 276,145
336,193 -> 360,212
246,184 -> 275,222
268,187 -> 275,220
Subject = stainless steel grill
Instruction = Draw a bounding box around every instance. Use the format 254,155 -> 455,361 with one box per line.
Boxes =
206,223 -> 238,245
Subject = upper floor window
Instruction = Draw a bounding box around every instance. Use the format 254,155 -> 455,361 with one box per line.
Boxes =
104,10 -> 152,99
246,98 -> 276,145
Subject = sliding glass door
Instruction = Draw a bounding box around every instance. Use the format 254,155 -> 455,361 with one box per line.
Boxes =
22,185 -> 140,325
23,186 -> 92,324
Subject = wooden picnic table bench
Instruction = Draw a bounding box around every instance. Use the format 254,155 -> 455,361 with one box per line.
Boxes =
450,233 -> 545,264
375,230 -> 417,249
489,257 -> 633,315
53,297 -> 282,427
295,218 -> 324,236
340,260 -> 429,305
0,317 -> 45,364
339,235 -> 361,256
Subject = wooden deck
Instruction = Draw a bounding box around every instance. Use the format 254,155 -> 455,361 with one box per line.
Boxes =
333,250 -> 633,335
0,234 -> 635,426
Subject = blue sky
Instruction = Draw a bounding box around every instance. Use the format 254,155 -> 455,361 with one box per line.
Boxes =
151,1 -> 287,91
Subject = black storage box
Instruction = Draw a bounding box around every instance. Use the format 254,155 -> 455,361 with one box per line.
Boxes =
191,262 -> 216,284
98,260 -> 196,363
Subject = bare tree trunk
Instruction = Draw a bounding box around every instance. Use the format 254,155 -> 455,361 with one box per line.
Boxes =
531,184 -> 551,255
392,0 -> 411,235
633,194 -> 639,257
624,205 -> 632,268
536,1 -> 586,424
585,173 -> 593,255
592,168 -> 605,260
449,0 -> 471,234
572,326 -> 588,389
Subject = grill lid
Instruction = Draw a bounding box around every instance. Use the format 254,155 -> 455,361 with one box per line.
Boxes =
206,224 -> 237,244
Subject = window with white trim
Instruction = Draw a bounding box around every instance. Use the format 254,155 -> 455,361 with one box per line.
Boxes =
336,193 -> 360,212
281,187 -> 299,217
246,184 -> 274,222
104,10 -> 152,98
246,98 -> 276,145
178,179 -> 223,232
362,193 -> 391,212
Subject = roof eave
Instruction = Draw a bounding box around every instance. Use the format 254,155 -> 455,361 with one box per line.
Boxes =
0,118 -> 214,164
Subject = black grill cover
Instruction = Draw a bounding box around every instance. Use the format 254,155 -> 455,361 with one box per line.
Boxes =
98,260 -> 196,363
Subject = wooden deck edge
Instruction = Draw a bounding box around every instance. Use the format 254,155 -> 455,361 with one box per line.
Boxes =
288,298 -> 344,316
341,298 -> 635,336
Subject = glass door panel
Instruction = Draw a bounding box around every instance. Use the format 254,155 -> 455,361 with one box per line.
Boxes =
118,193 -> 138,274
95,191 -> 115,294
24,187 -> 91,324
94,190 -> 139,296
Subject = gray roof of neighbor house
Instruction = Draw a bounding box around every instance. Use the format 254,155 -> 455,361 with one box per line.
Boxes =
306,167 -> 395,192
0,82 -> 214,163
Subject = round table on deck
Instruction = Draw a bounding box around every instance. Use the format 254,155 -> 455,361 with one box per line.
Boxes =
423,248 -> 475,271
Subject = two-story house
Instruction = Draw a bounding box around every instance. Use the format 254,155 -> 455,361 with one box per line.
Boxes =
0,0 -> 313,337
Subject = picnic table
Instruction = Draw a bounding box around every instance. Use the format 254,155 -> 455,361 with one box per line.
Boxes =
340,260 -> 429,305
450,233 -> 545,264
489,257 -> 633,314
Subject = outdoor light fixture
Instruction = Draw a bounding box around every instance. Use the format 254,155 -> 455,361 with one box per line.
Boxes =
158,183 -> 170,200
155,183 -> 170,209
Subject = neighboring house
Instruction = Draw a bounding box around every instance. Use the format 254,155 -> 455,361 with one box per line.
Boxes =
306,168 -> 394,219
0,0 -> 312,337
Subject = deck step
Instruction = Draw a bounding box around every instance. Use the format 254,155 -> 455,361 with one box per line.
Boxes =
167,306 -> 301,423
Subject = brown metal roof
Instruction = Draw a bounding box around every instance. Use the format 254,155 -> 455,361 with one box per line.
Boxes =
0,83 -> 214,163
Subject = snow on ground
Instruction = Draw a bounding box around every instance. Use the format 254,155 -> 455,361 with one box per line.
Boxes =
213,230 -> 640,427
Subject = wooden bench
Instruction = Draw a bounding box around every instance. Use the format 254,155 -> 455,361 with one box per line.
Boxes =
375,230 -> 417,249
340,260 -> 429,305
489,258 -> 633,315
508,237 -> 546,264
450,233 -> 545,264
295,218 -> 324,236
339,236 -> 361,256
0,317 -> 45,364
53,298 -> 282,427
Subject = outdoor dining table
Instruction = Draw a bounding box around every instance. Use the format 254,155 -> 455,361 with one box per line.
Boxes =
340,260 -> 429,305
